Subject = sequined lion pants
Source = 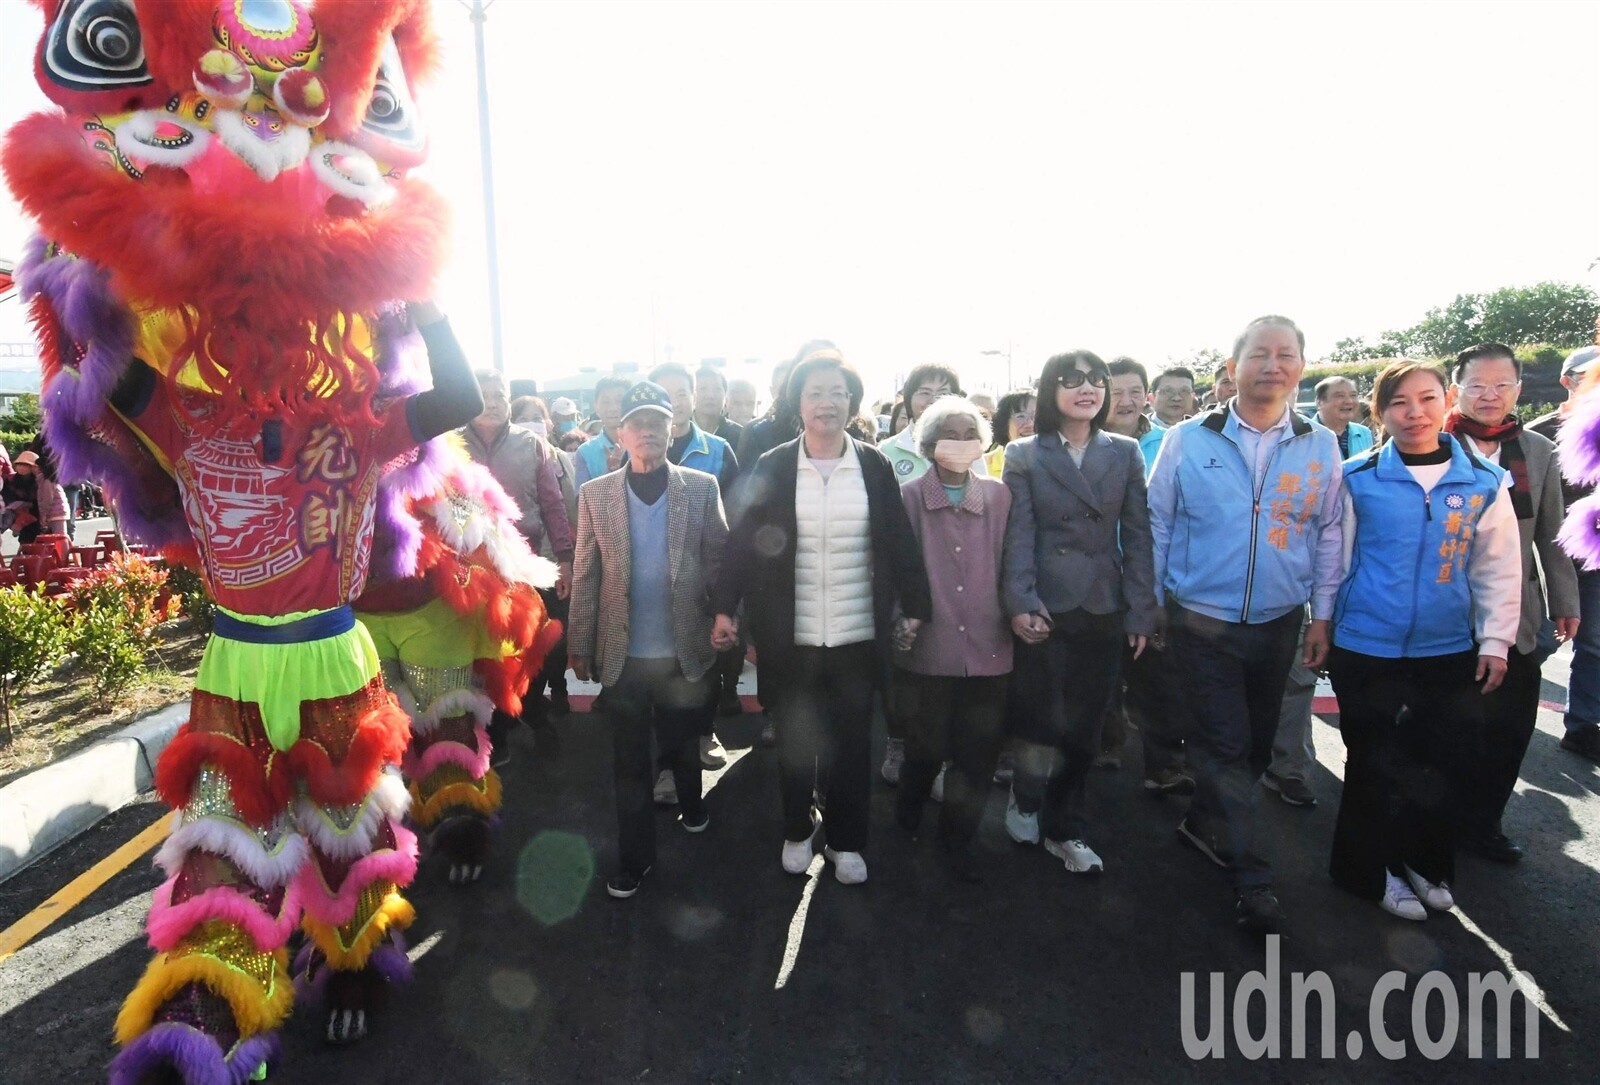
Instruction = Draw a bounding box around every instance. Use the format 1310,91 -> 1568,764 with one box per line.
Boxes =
110,606 -> 415,1085
361,598 -> 505,875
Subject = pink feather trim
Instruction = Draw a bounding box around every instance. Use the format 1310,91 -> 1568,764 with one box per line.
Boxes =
146,878 -> 303,953
296,823 -> 419,926
403,724 -> 491,781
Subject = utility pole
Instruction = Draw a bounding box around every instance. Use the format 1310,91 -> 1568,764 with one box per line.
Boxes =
464,0 -> 505,372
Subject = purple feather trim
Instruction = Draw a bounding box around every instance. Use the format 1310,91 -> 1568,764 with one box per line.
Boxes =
1558,492 -> 1600,571
18,236 -> 192,549
1557,391 -> 1600,488
369,436 -> 453,583
368,939 -> 415,985
108,1023 -> 278,1085
374,306 -> 430,399
290,941 -> 329,1004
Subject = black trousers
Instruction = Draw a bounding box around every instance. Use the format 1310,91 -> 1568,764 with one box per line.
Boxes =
535,586 -> 570,701
608,658 -> 710,876
1463,647 -> 1541,837
1167,605 -> 1301,888
895,671 -> 1009,850
771,643 -> 878,852
1101,638 -> 1189,772
1328,647 -> 1486,900
1012,611 -> 1124,842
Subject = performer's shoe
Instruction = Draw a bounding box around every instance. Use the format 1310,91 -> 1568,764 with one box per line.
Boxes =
435,816 -> 491,884
294,934 -> 412,1048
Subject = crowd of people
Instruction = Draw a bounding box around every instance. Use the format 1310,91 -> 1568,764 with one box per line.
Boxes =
290,319 -> 1600,931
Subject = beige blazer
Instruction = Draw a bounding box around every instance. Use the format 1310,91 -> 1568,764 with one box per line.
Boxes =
567,465 -> 728,687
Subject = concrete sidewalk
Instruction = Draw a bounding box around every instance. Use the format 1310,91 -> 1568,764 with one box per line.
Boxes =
0,699 -> 185,884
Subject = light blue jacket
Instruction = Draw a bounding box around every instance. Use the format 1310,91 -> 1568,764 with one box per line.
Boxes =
574,429 -> 619,489
1311,416 -> 1374,457
1138,421 -> 1168,475
1148,406 -> 1344,624
1333,435 -> 1507,658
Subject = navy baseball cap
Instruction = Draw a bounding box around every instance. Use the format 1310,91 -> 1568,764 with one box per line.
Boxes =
621,381 -> 673,421
1562,346 -> 1598,380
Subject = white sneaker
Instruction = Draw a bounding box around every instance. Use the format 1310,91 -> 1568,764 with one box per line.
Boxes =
1045,838 -> 1104,874
1380,871 -> 1428,921
823,847 -> 868,885
699,735 -> 728,770
781,816 -> 820,874
652,769 -> 678,807
1004,788 -> 1040,845
931,763 -> 948,803
1403,865 -> 1455,911
880,738 -> 905,785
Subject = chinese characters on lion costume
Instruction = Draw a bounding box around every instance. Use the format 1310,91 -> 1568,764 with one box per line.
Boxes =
2,2 -> 560,1082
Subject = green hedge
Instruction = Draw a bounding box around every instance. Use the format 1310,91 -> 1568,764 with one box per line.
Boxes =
0,431 -> 37,458
1300,343 -> 1575,393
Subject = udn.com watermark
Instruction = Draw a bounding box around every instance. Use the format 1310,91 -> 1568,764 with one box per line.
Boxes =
1180,937 -> 1539,1060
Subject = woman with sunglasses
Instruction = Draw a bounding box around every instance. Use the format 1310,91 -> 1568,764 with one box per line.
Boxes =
1000,351 -> 1159,873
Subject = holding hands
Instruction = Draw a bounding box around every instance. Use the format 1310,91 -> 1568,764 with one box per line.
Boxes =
711,614 -> 739,652
1011,612 -> 1051,645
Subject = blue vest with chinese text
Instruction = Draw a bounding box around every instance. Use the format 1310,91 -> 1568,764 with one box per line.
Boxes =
1333,434 -> 1505,658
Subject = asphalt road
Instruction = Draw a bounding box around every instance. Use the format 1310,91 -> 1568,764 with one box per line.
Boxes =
1,652 -> 1596,1084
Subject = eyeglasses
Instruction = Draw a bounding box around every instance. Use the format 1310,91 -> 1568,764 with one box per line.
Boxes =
1058,371 -> 1108,390
1012,411 -> 1035,423
1460,381 -> 1520,398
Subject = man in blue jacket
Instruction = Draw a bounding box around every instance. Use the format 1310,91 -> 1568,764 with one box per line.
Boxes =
1147,315 -> 1344,933
1310,375 -> 1374,458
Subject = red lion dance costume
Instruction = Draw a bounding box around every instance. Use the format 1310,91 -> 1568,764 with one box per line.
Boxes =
2,2 -> 559,1082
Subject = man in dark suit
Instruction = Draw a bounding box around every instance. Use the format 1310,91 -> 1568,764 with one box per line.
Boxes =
567,382 -> 729,899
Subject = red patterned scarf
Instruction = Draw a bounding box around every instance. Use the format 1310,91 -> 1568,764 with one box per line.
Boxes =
1443,409 -> 1532,519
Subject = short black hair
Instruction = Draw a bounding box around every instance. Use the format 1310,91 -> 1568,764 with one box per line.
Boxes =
787,350 -> 865,419
594,376 -> 631,400
1034,351 -> 1111,434
991,388 -> 1037,447
648,363 -> 695,389
1150,366 -> 1195,394
696,365 -> 728,391
1107,356 -> 1149,393
1232,315 -> 1306,361
900,365 -> 963,408
1314,375 -> 1356,402
1452,342 -> 1520,383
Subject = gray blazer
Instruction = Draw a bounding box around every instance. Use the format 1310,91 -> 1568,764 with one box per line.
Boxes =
1001,430 -> 1160,637
567,465 -> 728,688
1510,429 -> 1580,654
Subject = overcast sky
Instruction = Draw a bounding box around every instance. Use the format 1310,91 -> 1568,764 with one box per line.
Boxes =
2,0 -> 1597,395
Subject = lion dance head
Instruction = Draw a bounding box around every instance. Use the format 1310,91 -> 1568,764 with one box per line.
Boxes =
3,0 -> 449,427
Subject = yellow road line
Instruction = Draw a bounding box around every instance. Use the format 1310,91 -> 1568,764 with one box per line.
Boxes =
0,814 -> 169,966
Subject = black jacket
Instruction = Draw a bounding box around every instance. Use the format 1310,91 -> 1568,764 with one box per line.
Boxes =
711,436 -> 932,678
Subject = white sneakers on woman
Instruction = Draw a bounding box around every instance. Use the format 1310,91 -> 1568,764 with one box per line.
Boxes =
823,847 -> 868,884
1045,838 -> 1104,874
782,818 -> 820,874
1004,788 -> 1040,845
1381,871 -> 1428,921
1404,865 -> 1455,911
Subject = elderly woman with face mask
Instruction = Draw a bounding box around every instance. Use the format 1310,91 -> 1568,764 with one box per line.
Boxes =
892,395 -> 1012,881
1001,351 -> 1159,876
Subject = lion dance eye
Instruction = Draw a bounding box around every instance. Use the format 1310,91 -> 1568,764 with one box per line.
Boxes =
44,0 -> 152,92
366,87 -> 398,121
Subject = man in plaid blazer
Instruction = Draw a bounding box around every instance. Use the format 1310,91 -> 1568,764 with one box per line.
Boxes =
567,381 -> 730,898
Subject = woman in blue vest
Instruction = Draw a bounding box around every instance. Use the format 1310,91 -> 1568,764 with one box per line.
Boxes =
1328,360 -> 1521,921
